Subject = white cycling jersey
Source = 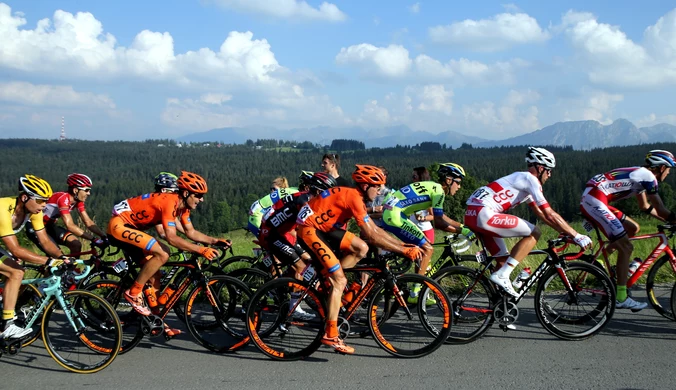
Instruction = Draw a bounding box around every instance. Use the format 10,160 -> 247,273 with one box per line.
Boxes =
466,171 -> 549,212
584,167 -> 658,203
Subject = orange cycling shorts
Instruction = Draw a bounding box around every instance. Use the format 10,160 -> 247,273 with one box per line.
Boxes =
297,225 -> 355,274
107,215 -> 159,255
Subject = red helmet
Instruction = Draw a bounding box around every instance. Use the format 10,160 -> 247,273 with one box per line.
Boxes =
67,173 -> 93,188
352,165 -> 386,185
177,171 -> 208,194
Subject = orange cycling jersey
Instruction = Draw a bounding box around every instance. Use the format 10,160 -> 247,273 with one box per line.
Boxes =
112,192 -> 190,231
297,187 -> 370,231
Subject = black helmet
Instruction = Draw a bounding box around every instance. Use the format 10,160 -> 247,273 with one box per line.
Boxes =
307,172 -> 337,192
154,172 -> 179,192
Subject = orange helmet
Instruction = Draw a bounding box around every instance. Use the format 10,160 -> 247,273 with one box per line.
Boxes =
352,165 -> 386,185
177,171 -> 208,194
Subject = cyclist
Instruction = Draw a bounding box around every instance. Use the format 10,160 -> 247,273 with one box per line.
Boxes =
247,177 -> 299,237
26,173 -> 107,255
297,164 -> 423,354
259,171 -> 337,320
580,149 -> 676,310
0,175 -> 69,338
152,172 -> 187,239
465,147 -> 592,298
381,163 -> 474,303
107,171 -> 231,316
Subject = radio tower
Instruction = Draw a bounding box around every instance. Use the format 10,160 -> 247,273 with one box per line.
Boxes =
59,116 -> 66,141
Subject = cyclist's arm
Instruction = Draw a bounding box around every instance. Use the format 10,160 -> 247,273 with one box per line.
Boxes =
78,210 -> 106,237
360,219 -> 419,257
642,192 -> 674,221
433,214 -> 463,233
531,203 -> 578,237
182,222 -> 218,245
1,234 -> 52,264
155,217 -> 185,239
163,224 -> 212,254
61,212 -> 96,240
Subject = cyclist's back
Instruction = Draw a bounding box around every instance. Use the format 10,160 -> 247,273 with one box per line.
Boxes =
299,186 -> 368,232
467,171 -> 548,213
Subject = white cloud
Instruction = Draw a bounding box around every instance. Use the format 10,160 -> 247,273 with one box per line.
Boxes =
415,85 -> 453,115
336,42 -> 527,84
0,81 -> 115,109
560,9 -> 676,88
461,89 -> 540,136
559,89 -> 624,125
408,3 -> 420,14
634,113 -> 676,127
335,44 -> 412,78
200,93 -> 233,105
211,0 -> 347,22
429,12 -> 550,52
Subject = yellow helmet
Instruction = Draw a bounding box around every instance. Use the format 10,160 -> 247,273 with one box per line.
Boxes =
19,174 -> 53,200
437,163 -> 466,180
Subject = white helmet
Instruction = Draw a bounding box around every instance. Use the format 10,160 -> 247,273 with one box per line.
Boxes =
525,147 -> 556,169
645,150 -> 675,168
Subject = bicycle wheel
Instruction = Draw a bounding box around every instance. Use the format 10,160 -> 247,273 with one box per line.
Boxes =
367,274 -> 452,358
184,275 -> 253,353
534,261 -> 615,340
42,290 -> 122,374
227,267 -> 271,292
83,279 -> 144,354
221,255 -> 257,273
646,255 -> 676,320
434,266 -> 496,343
670,283 -> 676,322
246,277 -> 325,361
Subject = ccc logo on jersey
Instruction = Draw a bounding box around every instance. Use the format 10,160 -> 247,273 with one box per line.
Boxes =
313,209 -> 336,225
128,210 -> 150,222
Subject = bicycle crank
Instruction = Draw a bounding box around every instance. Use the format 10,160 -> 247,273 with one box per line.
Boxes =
337,316 -> 350,339
141,314 -> 164,337
493,298 -> 519,331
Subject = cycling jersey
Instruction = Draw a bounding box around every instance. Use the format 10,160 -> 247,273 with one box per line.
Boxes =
42,192 -> 86,225
0,197 -> 45,238
297,187 -> 367,273
464,172 -> 544,257
466,171 -> 548,212
107,193 -> 190,256
260,192 -> 312,265
580,167 -> 657,241
248,187 -> 299,236
380,181 -> 445,246
583,167 -> 658,203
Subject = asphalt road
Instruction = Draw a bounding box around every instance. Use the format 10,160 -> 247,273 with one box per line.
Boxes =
2,291 -> 675,390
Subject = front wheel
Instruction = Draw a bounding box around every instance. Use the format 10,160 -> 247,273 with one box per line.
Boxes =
670,284 -> 676,322
645,255 -> 676,320
367,274 -> 452,358
42,290 -> 122,374
184,275 -> 253,353
534,261 -> 615,340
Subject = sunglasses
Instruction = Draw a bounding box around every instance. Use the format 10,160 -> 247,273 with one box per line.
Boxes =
32,198 -> 47,205
192,193 -> 205,199
452,179 -> 462,185
79,188 -> 91,193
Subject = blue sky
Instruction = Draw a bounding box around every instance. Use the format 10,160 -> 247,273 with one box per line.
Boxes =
1,0 -> 676,141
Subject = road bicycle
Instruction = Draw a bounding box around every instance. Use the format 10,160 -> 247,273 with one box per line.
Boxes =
246,254 -> 452,360
557,222 -> 676,320
0,257 -> 122,374
83,246 -> 253,354
435,236 -> 615,343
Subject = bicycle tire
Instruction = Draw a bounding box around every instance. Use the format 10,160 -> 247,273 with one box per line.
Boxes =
534,261 -> 615,340
434,266 -> 496,343
220,255 -> 257,273
246,277 -> 325,361
227,267 -> 271,292
14,283 -> 43,347
367,274 -> 452,358
184,275 -> 253,353
172,266 -> 224,322
83,279 -> 144,354
41,289 -> 122,374
646,254 -> 676,320
670,283 -> 676,322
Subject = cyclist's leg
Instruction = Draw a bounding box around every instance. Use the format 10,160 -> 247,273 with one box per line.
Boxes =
0,257 -> 31,338
297,226 -> 354,354
54,225 -> 82,254
336,230 -> 368,270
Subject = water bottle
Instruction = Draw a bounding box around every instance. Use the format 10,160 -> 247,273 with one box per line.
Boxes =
341,281 -> 362,306
512,267 -> 531,289
628,258 -> 642,277
158,284 -> 177,305
143,285 -> 158,309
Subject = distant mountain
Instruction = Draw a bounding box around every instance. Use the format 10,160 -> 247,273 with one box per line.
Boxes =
177,125 -> 488,149
476,119 -> 676,150
176,119 -> 676,150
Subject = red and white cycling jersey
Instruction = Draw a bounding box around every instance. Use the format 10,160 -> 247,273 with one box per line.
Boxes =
584,167 -> 658,203
42,192 -> 85,225
466,171 -> 549,212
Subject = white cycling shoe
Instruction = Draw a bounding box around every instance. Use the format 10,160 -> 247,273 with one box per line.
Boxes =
489,273 -> 519,298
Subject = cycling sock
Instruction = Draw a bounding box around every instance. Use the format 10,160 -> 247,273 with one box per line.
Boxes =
616,285 -> 627,302
130,281 -> 144,297
289,292 -> 300,311
2,310 -> 14,321
495,257 -> 519,278
326,320 -> 338,338
410,283 -> 422,298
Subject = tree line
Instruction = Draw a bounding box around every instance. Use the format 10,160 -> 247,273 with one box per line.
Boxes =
1,138 -> 674,236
